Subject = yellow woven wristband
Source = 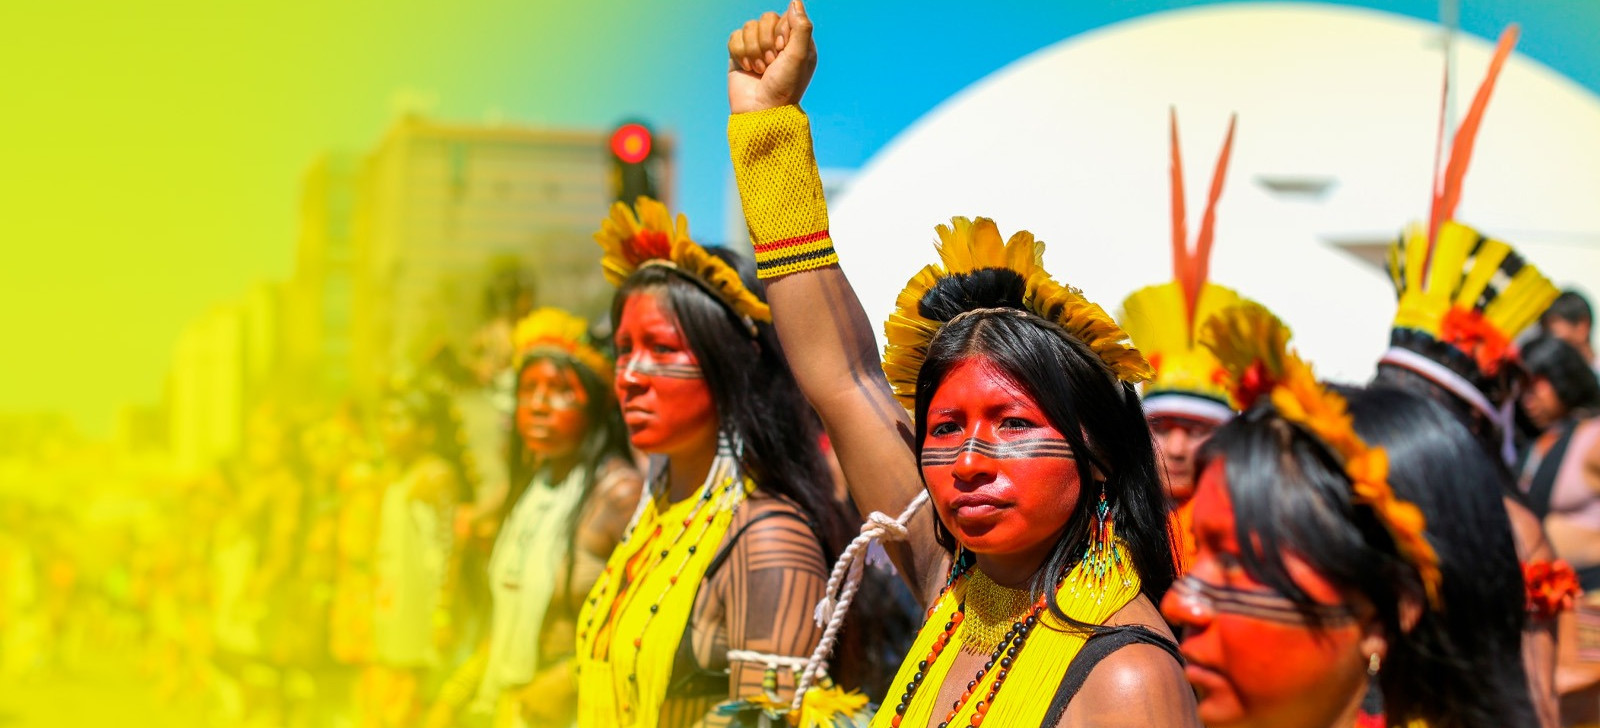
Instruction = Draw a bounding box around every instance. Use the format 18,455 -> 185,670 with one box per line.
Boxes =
728,106 -> 837,279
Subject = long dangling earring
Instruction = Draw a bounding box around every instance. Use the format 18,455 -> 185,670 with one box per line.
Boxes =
946,545 -> 971,589
1077,481 -> 1117,599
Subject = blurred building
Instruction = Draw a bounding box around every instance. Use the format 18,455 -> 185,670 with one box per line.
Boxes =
347,114 -> 672,394
287,153 -> 361,397
167,282 -> 285,474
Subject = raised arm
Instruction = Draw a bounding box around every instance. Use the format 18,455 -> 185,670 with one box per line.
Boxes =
726,1 -> 944,603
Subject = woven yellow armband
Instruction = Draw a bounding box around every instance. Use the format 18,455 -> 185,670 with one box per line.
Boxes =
729,105 -> 836,279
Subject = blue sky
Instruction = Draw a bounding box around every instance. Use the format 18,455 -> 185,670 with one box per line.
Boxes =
643,0 -> 1600,241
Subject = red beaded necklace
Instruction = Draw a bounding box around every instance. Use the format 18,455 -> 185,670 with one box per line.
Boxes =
889,555 -> 1069,728
576,462 -> 746,717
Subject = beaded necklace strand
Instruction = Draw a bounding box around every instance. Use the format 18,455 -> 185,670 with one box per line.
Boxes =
890,553 -> 1073,728
577,459 -> 747,713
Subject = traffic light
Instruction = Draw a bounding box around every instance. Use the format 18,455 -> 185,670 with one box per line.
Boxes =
610,121 -> 657,202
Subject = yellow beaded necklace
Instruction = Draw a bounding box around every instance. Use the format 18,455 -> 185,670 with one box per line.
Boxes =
961,569 -> 1035,654
873,544 -> 1141,728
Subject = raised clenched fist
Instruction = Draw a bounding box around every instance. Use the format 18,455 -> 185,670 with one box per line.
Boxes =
727,0 -> 816,114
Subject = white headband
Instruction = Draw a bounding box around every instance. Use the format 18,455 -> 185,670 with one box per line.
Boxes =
1142,392 -> 1235,425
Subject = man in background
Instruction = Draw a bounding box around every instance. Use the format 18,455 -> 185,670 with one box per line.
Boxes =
1541,290 -> 1595,368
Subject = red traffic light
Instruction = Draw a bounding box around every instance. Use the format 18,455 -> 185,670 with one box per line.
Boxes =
610,123 -> 653,164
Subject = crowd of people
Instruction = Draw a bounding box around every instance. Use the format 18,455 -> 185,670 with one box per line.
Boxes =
6,3 -> 1600,727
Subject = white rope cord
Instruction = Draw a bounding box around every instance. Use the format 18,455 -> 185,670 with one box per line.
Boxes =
726,649 -> 811,672
790,490 -> 930,711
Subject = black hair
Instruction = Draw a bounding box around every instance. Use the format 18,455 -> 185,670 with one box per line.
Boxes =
503,350 -> 632,605
1540,289 -> 1593,328
1521,335 -> 1600,418
609,248 -> 849,559
911,268 -> 1177,619
1201,385 -> 1535,727
1369,353 -> 1516,480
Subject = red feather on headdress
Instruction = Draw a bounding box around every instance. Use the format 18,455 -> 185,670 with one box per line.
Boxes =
1424,25 -> 1520,272
1170,108 -> 1238,342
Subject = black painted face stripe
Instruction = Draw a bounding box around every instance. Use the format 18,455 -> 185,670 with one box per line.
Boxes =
620,359 -> 703,379
1174,575 -> 1356,626
919,437 -> 1076,466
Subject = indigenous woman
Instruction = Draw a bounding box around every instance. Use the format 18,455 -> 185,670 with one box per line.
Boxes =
575,198 -> 855,728
1164,303 -> 1537,727
365,385 -> 469,728
428,308 -> 642,728
1119,110 -> 1247,573
1368,26 -> 1571,726
725,4 -> 1196,726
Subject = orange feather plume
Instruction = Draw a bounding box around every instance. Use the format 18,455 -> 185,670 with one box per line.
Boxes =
1426,26 -> 1520,260
1169,108 -> 1238,342
1169,107 -> 1189,289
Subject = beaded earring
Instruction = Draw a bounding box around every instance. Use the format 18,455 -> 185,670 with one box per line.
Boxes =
1074,481 -> 1122,600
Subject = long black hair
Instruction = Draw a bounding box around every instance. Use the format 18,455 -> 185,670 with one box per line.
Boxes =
1202,385 -> 1534,727
1521,335 -> 1600,418
609,248 -> 849,559
911,268 -> 1177,616
1373,361 -> 1505,466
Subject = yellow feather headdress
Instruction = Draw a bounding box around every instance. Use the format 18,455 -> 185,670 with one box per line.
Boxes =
882,217 -> 1152,409
1388,26 -> 1557,380
1120,109 -> 1242,416
512,307 -> 612,382
593,196 -> 770,330
1202,302 -> 1443,607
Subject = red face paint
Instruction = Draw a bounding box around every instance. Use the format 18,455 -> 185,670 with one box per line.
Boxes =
1150,415 -> 1218,506
515,358 -> 590,460
612,292 -> 719,457
921,357 -> 1081,561
1160,462 -> 1369,728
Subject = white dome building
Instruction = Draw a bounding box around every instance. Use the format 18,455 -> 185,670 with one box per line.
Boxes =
828,3 -> 1600,382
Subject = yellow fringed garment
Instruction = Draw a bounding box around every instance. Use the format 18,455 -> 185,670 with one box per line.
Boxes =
575,466 -> 753,728
869,547 -> 1142,728
728,106 -> 837,279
